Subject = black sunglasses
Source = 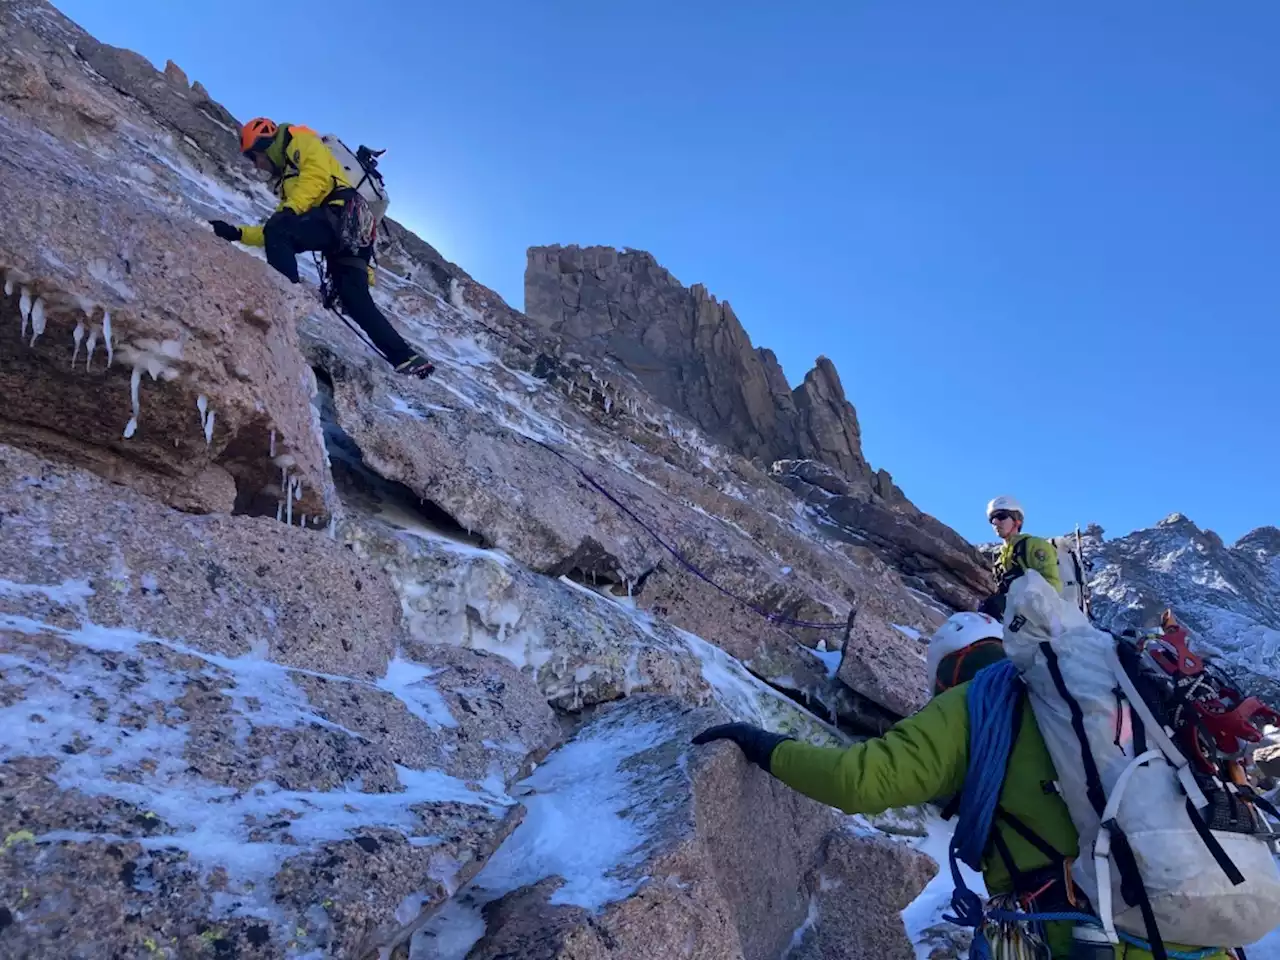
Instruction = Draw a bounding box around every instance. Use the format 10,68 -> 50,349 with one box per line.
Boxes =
990,511 -> 1014,523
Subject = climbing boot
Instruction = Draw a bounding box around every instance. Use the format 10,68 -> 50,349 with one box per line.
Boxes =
395,354 -> 435,379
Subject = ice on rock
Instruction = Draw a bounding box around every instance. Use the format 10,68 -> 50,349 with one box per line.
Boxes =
123,366 -> 141,439
85,326 -> 98,371
120,338 -> 184,382
195,395 -> 215,446
72,319 -> 85,367
28,296 -> 46,346
102,310 -> 113,367
19,286 -> 31,339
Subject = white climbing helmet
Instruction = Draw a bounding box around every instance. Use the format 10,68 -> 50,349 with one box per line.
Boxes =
925,612 -> 1004,694
986,495 -> 1025,521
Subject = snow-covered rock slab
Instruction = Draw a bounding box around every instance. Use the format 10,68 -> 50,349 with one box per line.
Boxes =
414,696 -> 924,960
0,445 -> 562,958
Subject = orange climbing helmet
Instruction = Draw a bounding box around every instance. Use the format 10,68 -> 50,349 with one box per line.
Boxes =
240,117 -> 278,156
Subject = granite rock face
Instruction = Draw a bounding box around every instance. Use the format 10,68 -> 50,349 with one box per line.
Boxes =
0,444 -> 558,958
0,4 -> 995,958
525,245 -> 991,610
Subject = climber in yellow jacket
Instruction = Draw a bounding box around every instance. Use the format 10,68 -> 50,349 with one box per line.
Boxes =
209,118 -> 433,378
979,494 -> 1061,619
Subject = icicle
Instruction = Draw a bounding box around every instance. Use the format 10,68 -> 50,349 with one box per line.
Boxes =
285,473 -> 294,526
27,297 -> 45,346
327,516 -> 336,539
123,366 -> 141,439
102,311 -> 113,367
196,394 -> 208,427
300,513 -> 307,529
269,429 -> 276,458
204,409 -> 215,446
3,272 -> 13,296
276,501 -> 283,522
85,327 -> 98,371
72,320 -> 84,367
18,287 -> 31,339
604,395 -> 612,415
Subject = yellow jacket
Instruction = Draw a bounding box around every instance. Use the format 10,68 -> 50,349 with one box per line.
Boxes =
237,125 -> 352,247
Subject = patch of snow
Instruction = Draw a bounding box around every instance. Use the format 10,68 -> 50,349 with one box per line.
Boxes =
378,656 -> 458,730
413,712 -> 675,959
0,577 -> 94,613
901,810 -> 984,960
806,645 -> 844,678
387,394 -> 427,420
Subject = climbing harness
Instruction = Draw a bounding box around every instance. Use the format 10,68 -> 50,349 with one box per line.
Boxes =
310,251 -> 388,361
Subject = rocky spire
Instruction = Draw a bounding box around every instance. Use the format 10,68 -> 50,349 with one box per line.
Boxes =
524,245 -> 869,483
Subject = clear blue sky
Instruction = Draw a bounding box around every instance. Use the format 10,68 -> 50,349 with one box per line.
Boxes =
57,1 -> 1278,546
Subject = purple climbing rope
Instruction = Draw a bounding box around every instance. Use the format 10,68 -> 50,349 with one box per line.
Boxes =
529,437 -> 849,631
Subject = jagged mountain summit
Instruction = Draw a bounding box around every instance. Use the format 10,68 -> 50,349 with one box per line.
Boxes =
1082,515 -> 1280,698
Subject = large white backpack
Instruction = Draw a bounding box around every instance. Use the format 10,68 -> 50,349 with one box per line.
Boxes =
321,134 -> 390,227
1003,571 -> 1280,948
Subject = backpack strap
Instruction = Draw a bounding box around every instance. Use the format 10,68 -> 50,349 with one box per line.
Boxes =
1013,535 -> 1030,569
996,807 -> 1069,866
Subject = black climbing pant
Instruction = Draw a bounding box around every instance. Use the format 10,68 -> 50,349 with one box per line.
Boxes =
262,206 -> 414,366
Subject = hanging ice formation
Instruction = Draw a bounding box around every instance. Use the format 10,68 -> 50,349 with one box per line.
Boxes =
123,367 -> 141,439
196,395 -> 215,446
72,319 -> 85,367
18,286 -> 32,339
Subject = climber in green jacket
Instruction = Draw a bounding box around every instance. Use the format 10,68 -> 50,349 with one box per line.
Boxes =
980,494 -> 1061,619
692,612 -> 1228,960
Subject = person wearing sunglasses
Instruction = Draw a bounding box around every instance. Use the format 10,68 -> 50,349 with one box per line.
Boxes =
979,495 -> 1061,619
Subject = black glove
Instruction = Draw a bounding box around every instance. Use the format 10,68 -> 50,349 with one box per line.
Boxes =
692,723 -> 792,773
210,220 -> 241,242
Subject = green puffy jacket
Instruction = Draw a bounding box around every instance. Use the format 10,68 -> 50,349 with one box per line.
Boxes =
768,683 -> 1227,960
996,533 -> 1062,594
